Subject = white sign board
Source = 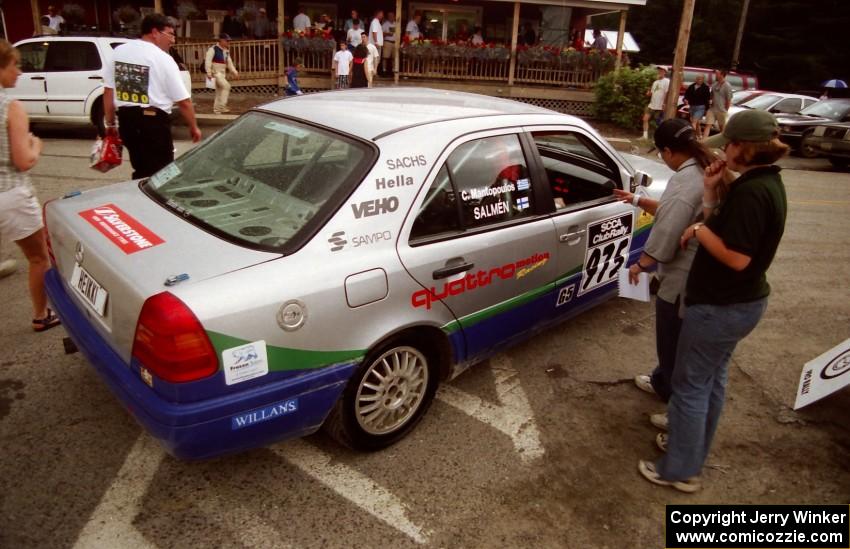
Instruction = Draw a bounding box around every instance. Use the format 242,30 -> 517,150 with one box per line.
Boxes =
794,338 -> 850,409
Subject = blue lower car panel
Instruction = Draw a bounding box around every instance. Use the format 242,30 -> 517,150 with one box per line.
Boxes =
45,269 -> 357,459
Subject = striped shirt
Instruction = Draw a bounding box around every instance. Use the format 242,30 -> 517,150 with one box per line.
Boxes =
0,92 -> 32,193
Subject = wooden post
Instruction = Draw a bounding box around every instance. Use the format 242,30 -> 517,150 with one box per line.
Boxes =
731,0 -> 751,69
508,1 -> 520,86
154,0 -> 163,14
31,0 -> 41,33
394,0 -> 402,84
614,10 -> 627,71
278,0 -> 285,89
664,0 -> 696,121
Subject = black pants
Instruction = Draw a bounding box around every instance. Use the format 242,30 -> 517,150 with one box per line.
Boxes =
650,295 -> 682,403
117,107 -> 174,179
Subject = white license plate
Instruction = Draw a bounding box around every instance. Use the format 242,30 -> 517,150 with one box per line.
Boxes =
69,263 -> 108,316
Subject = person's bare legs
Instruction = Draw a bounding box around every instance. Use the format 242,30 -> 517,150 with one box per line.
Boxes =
642,112 -> 651,139
15,228 -> 50,320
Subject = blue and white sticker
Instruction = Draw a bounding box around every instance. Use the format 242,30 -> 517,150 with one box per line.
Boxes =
231,399 -> 299,430
222,340 -> 269,386
516,197 -> 529,211
517,178 -> 531,191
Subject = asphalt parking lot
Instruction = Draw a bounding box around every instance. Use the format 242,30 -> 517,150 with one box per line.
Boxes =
0,123 -> 848,548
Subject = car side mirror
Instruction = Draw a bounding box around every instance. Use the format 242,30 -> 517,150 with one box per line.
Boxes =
631,171 -> 652,193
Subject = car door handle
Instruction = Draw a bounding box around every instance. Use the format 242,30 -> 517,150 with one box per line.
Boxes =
30,76 -> 45,80
559,229 -> 586,242
433,262 -> 474,280
88,76 -> 102,80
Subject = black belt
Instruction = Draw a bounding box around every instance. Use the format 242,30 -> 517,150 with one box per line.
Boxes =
119,106 -> 166,116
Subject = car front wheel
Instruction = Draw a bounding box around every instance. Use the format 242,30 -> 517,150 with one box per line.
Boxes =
799,131 -> 819,159
325,340 -> 438,451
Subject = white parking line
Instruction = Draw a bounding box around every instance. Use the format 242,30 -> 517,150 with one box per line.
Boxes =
73,433 -> 162,549
273,440 -> 430,544
437,355 -> 544,463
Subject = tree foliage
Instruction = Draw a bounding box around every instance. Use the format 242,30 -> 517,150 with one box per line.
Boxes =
595,0 -> 848,92
593,66 -> 657,130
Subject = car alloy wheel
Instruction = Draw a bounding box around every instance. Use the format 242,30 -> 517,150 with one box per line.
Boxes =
354,346 -> 429,435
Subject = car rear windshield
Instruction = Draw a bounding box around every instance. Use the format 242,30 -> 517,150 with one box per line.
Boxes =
143,112 -> 373,252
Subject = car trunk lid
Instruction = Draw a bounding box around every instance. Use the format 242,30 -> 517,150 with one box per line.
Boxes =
45,181 -> 279,363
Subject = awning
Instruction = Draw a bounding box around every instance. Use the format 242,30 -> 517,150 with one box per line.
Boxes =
584,29 -> 640,52
483,0 -> 645,10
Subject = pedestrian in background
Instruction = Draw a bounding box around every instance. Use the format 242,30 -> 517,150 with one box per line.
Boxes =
684,74 -> 710,135
333,41 -> 353,89
406,13 -> 422,40
703,69 -> 733,139
642,66 -> 669,140
369,10 -> 384,60
590,29 -> 608,52
347,19 -> 363,52
614,119 -> 714,417
293,7 -> 311,33
205,33 -> 239,114
103,14 -> 201,179
251,8 -> 272,39
639,110 -> 789,493
381,11 -> 397,76
363,33 -> 379,87
45,5 -> 65,32
350,38 -> 369,89
0,39 -> 59,332
284,57 -> 303,96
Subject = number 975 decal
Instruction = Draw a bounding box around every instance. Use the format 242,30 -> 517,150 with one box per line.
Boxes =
578,213 -> 633,296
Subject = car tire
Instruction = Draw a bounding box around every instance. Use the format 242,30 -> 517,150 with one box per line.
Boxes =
91,98 -> 105,137
325,337 -> 439,451
829,157 -> 849,169
799,131 -> 819,159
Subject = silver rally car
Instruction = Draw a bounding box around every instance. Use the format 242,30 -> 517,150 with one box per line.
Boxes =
44,88 -> 670,459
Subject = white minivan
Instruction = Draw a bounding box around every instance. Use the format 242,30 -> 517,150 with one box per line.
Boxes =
10,36 -> 192,134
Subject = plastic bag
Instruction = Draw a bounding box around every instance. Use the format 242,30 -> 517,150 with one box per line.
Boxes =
205,76 -> 216,89
90,134 -> 123,173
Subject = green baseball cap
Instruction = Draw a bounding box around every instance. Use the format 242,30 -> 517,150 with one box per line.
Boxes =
704,109 -> 779,148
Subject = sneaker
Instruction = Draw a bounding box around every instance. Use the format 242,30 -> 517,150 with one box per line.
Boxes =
634,374 -> 656,395
656,432 -> 667,452
650,412 -> 668,431
638,460 -> 700,493
0,259 -> 17,279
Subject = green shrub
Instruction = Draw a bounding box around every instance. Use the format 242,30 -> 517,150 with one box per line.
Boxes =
593,66 -> 657,131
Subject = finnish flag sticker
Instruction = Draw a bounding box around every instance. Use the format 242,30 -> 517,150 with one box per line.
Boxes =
516,197 -> 530,210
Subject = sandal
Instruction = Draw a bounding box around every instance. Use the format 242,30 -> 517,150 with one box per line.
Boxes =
32,309 -> 61,332
638,460 -> 701,493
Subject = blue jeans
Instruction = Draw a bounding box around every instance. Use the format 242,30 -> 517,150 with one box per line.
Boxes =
656,298 -> 767,481
650,296 -> 682,403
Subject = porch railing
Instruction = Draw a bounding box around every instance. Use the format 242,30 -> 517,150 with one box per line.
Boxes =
174,38 -> 606,89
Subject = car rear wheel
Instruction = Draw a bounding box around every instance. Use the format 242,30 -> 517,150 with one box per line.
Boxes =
799,131 -> 819,159
325,339 -> 438,451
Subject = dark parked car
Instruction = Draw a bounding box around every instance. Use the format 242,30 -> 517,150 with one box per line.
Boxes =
806,123 -> 850,168
775,99 -> 850,158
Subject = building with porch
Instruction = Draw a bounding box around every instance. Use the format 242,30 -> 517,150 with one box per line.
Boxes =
4,0 -> 646,114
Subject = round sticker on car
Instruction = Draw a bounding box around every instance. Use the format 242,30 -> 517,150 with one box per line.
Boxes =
278,300 -> 308,331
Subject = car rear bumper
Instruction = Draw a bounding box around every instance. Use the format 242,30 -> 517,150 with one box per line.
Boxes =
45,268 -> 357,459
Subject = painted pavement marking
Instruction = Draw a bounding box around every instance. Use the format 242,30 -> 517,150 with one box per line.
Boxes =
437,354 -> 544,463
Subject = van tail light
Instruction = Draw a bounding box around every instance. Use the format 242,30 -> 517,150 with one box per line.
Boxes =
132,292 -> 218,383
42,198 -> 57,266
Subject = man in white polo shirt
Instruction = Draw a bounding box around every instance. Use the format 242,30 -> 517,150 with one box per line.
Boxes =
369,10 -> 384,59
103,14 -> 201,179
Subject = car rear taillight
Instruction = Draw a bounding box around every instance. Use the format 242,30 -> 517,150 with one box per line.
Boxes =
132,292 -> 218,383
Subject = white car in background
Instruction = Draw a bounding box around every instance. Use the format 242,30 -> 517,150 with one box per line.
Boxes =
728,92 -> 819,118
10,36 -> 192,134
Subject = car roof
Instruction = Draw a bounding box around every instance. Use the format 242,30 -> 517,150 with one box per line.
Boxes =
745,92 -> 818,100
18,35 -> 129,43
256,88 -> 556,141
